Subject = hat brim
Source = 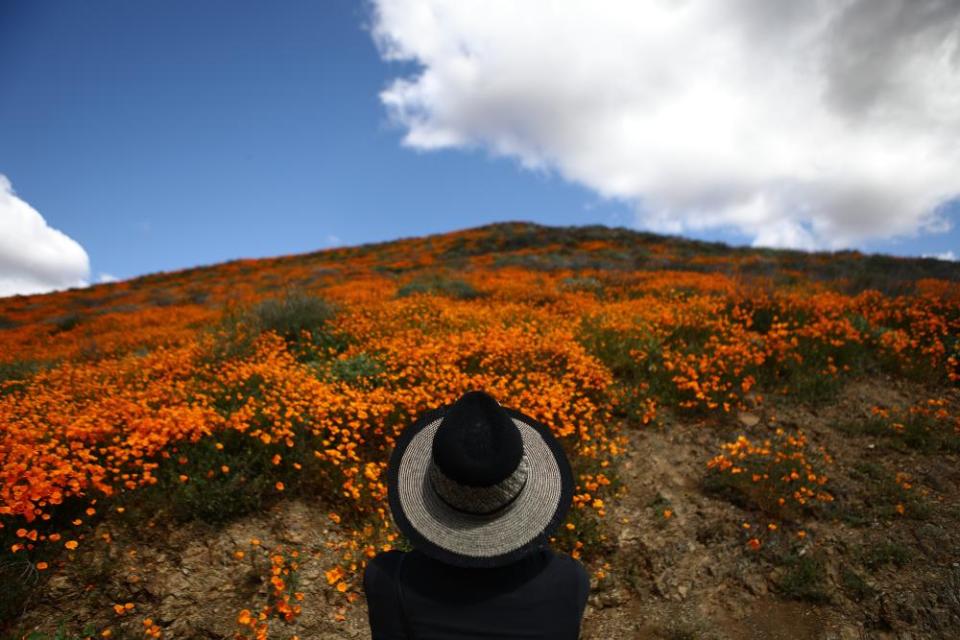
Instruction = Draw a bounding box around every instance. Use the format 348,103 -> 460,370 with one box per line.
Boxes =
386,403 -> 574,569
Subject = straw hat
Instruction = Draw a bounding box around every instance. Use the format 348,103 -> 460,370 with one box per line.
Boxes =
386,389 -> 574,568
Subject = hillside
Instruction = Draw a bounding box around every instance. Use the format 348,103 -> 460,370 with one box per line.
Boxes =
1,221 -> 959,639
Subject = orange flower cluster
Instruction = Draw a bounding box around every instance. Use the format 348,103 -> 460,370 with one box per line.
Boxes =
235,543 -> 304,640
706,428 -> 834,520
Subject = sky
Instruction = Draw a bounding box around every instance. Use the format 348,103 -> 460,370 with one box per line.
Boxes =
1,0 -> 958,298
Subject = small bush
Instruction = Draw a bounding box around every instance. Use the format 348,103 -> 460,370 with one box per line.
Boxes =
703,428 -> 834,521
396,274 -> 484,300
560,276 -> 605,295
777,552 -> 830,603
47,312 -> 82,334
251,288 -> 338,342
574,317 -> 660,425
0,359 -> 46,396
830,461 -> 931,524
841,567 -> 874,602
313,352 -> 386,387
203,288 -> 347,363
861,541 -> 912,571
0,314 -> 20,330
839,404 -> 959,452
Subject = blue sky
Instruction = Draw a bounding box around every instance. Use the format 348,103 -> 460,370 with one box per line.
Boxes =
0,0 -> 957,296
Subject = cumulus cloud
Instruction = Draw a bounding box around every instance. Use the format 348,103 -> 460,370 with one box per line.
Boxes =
369,0 -> 960,250
0,174 -> 91,298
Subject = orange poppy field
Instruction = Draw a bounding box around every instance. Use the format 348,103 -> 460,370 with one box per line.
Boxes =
2,222 -> 958,639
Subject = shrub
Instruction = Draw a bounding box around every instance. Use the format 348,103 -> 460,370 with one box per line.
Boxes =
250,288 -> 338,342
47,312 -> 82,334
315,352 -> 386,387
0,314 -> 20,330
703,428 -> 834,521
0,359 -> 45,396
830,461 -> 931,524
204,288 -> 347,363
396,274 -> 483,300
777,552 -> 831,603
861,541 -> 912,571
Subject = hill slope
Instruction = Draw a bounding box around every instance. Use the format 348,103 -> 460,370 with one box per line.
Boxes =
2,222 -> 959,639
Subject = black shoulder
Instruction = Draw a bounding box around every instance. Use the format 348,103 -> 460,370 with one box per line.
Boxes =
552,551 -> 590,591
362,549 -> 406,594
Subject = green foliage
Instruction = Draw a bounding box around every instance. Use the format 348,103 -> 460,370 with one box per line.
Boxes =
840,566 -> 875,602
312,352 -> 386,388
492,251 -> 627,272
13,623 -> 100,640
203,288 -> 348,363
0,314 -> 19,330
776,552 -> 830,603
47,312 -> 82,334
0,359 -> 46,397
860,540 -> 912,571
396,274 -> 484,300
828,461 -> 930,525
835,413 -> 960,452
0,554 -> 38,626
702,430 -> 833,522
250,288 -> 337,341
574,317 -> 666,424
559,276 -> 605,295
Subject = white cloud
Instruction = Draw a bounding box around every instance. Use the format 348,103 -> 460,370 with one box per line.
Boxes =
98,272 -> 120,283
922,250 -> 957,261
0,174 -> 91,298
370,0 -> 960,250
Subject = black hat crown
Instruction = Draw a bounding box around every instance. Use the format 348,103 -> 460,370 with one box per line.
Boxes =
429,390 -> 528,514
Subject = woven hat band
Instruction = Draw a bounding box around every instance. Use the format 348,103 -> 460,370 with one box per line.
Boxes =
428,452 -> 529,515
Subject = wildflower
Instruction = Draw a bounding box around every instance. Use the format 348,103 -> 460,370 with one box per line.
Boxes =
325,566 -> 345,585
65,540 -> 79,550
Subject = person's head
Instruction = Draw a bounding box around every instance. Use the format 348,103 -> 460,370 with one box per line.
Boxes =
386,389 -> 574,568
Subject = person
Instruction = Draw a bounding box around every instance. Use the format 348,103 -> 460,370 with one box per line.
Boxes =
363,389 -> 591,640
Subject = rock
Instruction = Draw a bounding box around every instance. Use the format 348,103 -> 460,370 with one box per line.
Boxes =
738,412 -> 760,427
677,583 -> 689,599
617,526 -> 638,543
590,588 -> 627,609
742,573 -> 768,596
835,624 -> 865,640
